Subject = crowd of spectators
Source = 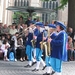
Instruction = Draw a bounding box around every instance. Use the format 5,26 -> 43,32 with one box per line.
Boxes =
0,23 -> 27,61
67,27 -> 75,61
0,17 -> 75,62
0,17 -> 38,62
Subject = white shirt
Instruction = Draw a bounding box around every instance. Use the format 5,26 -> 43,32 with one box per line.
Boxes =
11,36 -> 20,50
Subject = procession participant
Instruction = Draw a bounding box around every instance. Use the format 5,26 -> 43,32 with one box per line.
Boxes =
29,21 -> 37,64
32,22 -> 46,71
43,24 -> 57,75
24,22 -> 36,67
29,20 -> 37,62
47,21 -> 68,75
32,26 -> 39,59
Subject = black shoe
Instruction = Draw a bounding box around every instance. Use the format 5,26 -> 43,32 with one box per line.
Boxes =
32,68 -> 39,71
24,64 -> 31,67
42,65 -> 47,70
43,72 -> 50,75
51,71 -> 55,75
32,62 -> 36,66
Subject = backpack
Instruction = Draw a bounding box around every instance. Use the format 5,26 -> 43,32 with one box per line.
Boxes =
9,52 -> 14,61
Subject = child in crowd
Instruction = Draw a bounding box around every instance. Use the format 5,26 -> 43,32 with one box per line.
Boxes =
1,39 -> 10,61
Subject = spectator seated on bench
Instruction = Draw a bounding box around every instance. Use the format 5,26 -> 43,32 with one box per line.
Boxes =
1,39 -> 10,61
17,36 -> 25,61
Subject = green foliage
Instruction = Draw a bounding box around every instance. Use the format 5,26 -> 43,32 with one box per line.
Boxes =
12,12 -> 37,19
58,0 -> 68,9
12,12 -> 29,24
12,12 -> 29,19
12,12 -> 37,24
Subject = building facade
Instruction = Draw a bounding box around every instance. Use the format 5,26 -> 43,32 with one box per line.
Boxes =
0,0 -> 68,25
0,0 -> 14,25
41,0 -> 58,23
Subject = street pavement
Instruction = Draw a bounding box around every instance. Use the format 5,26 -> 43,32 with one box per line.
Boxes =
0,60 -> 75,75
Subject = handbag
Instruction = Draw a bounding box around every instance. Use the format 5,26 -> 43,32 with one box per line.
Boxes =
9,52 -> 14,61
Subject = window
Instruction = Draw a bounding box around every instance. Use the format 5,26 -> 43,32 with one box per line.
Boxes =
42,1 -> 58,23
14,0 -> 29,6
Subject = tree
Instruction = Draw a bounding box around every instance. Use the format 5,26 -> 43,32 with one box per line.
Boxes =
12,12 -> 29,24
58,0 -> 75,31
12,12 -> 37,24
68,0 -> 75,31
57,0 -> 75,31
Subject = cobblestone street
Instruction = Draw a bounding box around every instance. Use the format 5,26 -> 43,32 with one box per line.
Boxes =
0,60 -> 75,75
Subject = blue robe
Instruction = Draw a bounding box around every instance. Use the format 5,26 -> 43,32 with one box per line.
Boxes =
26,33 -> 33,46
50,32 -> 57,39
36,31 -> 43,61
49,31 -> 68,72
34,28 -> 39,36
26,33 -> 33,61
50,57 -> 62,72
36,32 -> 43,49
51,31 -> 68,61
45,32 -> 57,66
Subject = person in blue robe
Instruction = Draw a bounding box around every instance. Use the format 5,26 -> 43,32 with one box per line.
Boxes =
24,30 -> 33,67
32,28 -> 40,58
43,24 -> 57,75
47,21 -> 68,75
32,22 -> 46,71
24,25 -> 36,67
